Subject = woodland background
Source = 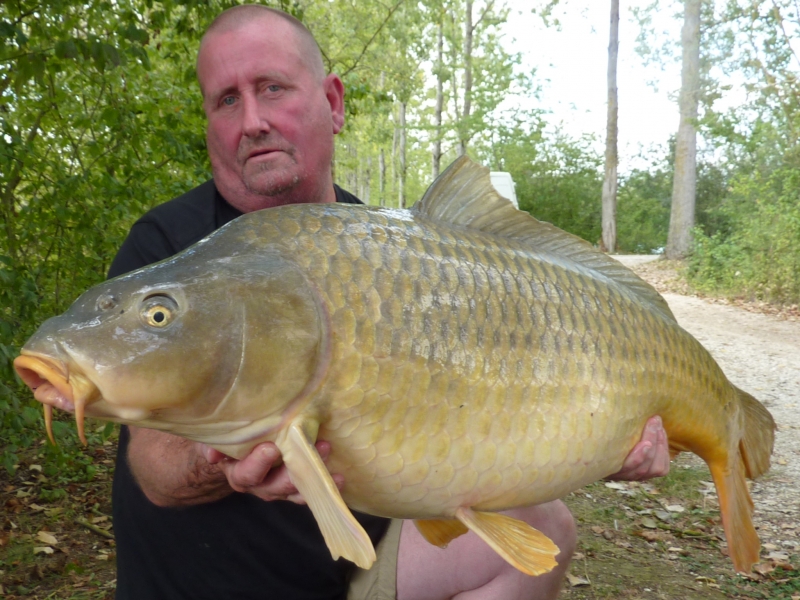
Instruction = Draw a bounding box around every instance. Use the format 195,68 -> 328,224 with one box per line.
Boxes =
1,0 -> 799,486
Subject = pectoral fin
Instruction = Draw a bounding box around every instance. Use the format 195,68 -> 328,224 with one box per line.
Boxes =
414,518 -> 469,547
276,420 -> 376,569
455,507 -> 560,576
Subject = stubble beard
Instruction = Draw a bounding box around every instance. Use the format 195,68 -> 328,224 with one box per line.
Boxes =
242,159 -> 302,198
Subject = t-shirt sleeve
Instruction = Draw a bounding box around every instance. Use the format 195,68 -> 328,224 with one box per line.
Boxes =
107,220 -> 178,279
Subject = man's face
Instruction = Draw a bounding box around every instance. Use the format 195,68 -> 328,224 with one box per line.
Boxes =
197,18 -> 344,212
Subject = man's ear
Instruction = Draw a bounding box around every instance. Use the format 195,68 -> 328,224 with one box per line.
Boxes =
324,73 -> 346,133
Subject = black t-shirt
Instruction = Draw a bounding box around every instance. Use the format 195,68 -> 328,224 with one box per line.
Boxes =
108,180 -> 389,600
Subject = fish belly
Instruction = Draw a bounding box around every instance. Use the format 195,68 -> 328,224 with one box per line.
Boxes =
284,208 -> 733,520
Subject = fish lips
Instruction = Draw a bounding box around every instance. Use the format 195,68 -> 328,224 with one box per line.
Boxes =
14,353 -> 76,411
14,351 -> 102,445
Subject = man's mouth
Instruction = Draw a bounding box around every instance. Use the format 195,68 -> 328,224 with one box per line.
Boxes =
246,148 -> 279,160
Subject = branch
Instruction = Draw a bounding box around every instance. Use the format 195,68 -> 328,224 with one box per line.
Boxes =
770,0 -> 800,72
472,0 -> 496,33
75,517 -> 114,540
339,0 -> 407,78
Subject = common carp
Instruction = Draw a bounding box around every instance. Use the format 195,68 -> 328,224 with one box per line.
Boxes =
14,157 -> 775,576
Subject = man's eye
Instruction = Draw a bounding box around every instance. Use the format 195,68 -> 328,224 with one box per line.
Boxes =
222,96 -> 237,106
267,85 -> 282,93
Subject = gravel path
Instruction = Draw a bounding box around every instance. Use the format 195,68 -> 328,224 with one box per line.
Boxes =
615,256 -> 800,556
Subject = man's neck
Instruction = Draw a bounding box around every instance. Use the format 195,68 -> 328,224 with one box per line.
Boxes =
216,179 -> 336,214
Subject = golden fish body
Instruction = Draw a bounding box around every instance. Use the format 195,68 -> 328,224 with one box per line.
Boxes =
14,157 -> 775,576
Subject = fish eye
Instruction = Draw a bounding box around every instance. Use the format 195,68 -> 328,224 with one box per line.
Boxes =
140,295 -> 178,328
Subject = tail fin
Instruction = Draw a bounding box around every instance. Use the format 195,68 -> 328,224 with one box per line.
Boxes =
737,387 -> 776,478
708,387 -> 775,573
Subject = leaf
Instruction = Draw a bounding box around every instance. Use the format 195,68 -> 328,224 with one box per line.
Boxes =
55,40 -> 79,60
566,573 -> 591,587
753,562 -> 775,576
604,482 -> 626,490
122,24 -> 149,45
767,551 -> 790,562
641,517 -> 658,529
36,530 -> 58,545
33,546 -> 54,554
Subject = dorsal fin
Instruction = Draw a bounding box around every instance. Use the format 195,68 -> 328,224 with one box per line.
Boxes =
411,156 -> 675,321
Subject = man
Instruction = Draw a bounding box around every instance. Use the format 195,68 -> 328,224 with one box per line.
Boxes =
109,6 -> 671,600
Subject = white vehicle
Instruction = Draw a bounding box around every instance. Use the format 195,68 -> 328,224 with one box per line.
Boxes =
490,171 -> 519,208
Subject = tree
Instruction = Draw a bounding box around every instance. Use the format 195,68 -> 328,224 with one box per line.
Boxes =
666,0 -> 701,260
601,0 -> 620,253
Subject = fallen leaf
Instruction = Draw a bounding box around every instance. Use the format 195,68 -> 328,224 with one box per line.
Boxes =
767,551 -> 790,562
566,574 -> 590,587
591,526 -> 605,535
604,482 -> 626,490
635,530 -> 662,542
92,516 -> 109,524
665,504 -> 685,513
36,531 -> 58,545
654,511 -> 673,522
641,517 -> 658,529
33,546 -> 54,555
753,562 -> 775,576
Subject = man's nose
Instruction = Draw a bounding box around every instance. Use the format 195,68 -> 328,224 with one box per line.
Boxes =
241,95 -> 269,138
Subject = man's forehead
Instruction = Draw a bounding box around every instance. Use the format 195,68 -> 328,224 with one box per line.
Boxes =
199,30 -> 303,91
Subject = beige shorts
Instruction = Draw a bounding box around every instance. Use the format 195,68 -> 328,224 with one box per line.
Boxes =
346,518 -> 403,600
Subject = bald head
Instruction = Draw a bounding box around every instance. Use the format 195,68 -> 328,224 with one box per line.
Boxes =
198,4 -> 326,93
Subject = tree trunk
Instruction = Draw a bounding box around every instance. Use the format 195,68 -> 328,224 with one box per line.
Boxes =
667,0 -> 701,260
432,17 -> 445,179
458,0 -> 474,156
601,0 -> 619,254
362,155 -> 372,205
379,148 -> 386,207
398,101 -> 407,208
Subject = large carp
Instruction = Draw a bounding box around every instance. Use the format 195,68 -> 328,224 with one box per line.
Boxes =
14,157 -> 775,576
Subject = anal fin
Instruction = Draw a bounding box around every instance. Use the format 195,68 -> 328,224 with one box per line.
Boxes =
414,518 -> 469,548
276,420 -> 376,569
455,507 -> 559,576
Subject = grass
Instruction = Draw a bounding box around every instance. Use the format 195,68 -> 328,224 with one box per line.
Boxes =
560,455 -> 799,599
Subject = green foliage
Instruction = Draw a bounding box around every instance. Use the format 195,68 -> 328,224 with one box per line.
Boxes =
476,112 -> 604,242
0,0 -> 217,472
685,0 -> 800,305
688,163 -> 800,304
616,159 -> 671,253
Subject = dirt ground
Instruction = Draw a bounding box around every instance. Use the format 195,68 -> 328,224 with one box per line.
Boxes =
1,256 -> 798,599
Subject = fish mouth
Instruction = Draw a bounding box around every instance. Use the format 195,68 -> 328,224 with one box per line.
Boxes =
13,353 -> 100,446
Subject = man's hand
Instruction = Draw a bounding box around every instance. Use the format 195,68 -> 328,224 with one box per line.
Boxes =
203,440 -> 345,504
607,415 -> 671,481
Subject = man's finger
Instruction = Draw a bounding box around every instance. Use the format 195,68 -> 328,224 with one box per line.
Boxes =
225,443 -> 281,492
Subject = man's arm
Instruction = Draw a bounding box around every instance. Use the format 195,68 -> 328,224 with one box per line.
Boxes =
127,426 -> 342,507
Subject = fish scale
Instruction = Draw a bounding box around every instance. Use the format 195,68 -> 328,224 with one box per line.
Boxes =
14,156 -> 775,576
266,203 -> 674,517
